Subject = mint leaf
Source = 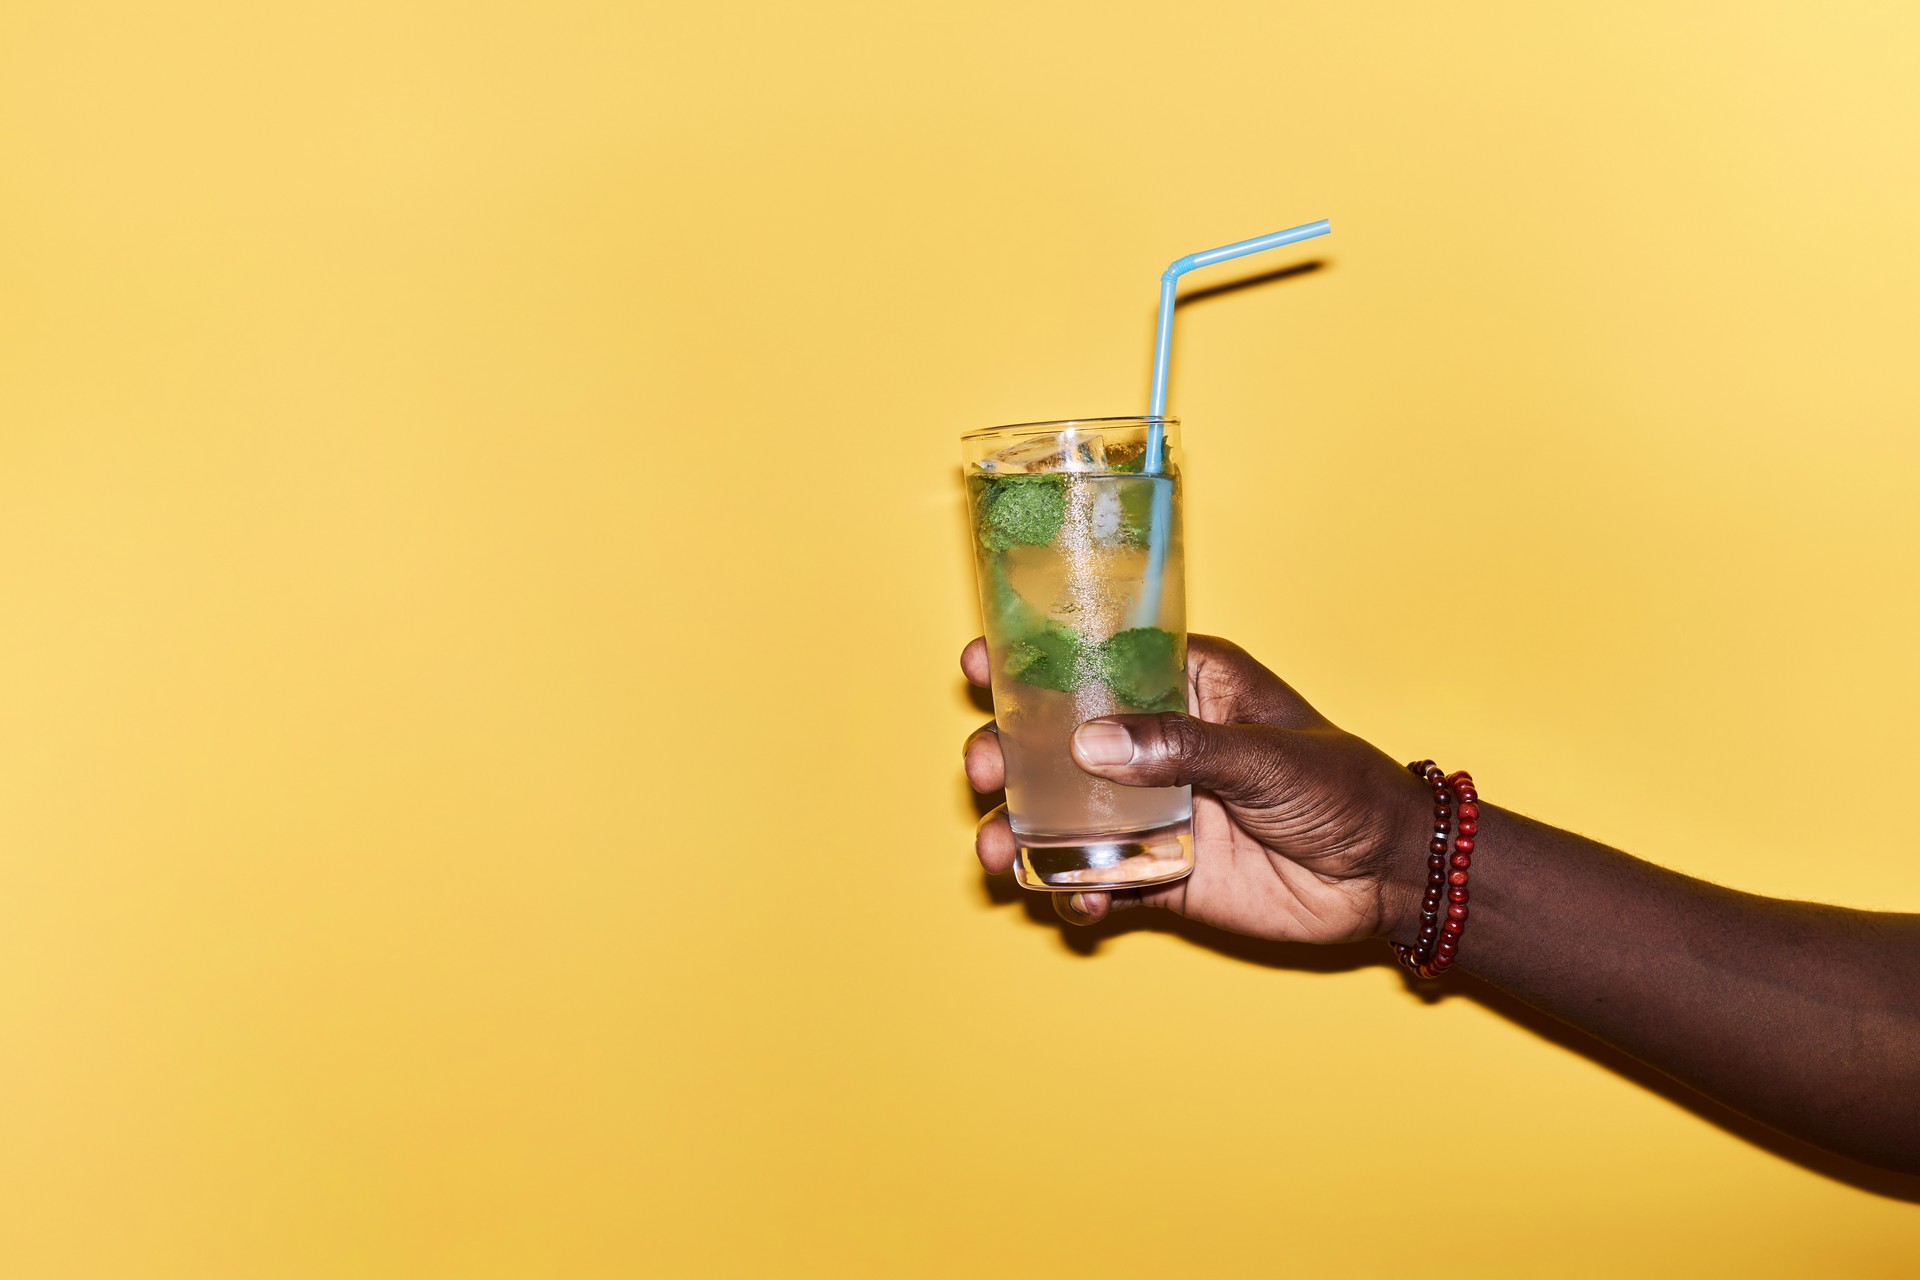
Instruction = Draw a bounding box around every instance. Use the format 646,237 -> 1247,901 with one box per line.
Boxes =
1095,627 -> 1184,711
1003,620 -> 1089,694
976,474 -> 1065,553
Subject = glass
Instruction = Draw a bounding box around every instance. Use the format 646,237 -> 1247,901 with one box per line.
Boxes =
961,417 -> 1194,891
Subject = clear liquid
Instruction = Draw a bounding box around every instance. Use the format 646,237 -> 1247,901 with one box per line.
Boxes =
969,472 -> 1193,888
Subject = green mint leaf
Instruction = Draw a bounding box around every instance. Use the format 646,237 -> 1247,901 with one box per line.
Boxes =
976,474 -> 1066,553
1002,620 -> 1089,694
1094,627 -> 1184,711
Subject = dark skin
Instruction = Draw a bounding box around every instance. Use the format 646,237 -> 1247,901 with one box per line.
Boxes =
961,635 -> 1920,1176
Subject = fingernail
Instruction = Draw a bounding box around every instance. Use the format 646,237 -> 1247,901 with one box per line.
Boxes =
1066,893 -> 1090,919
1073,721 -> 1134,766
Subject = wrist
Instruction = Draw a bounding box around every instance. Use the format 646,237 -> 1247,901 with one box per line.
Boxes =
1371,762 -> 1442,945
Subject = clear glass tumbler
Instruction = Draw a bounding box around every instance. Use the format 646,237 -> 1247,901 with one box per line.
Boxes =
962,417 -> 1194,891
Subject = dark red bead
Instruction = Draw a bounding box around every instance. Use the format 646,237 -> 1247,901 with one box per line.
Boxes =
1430,837 -> 1447,854
1447,870 -> 1468,886
1454,837 -> 1474,854
1457,790 -> 1476,804
1437,790 -> 1452,805
1448,886 -> 1468,903
1447,903 -> 1468,921
1450,852 -> 1471,869
1457,819 -> 1478,837
1458,802 -> 1479,821
1441,918 -> 1463,936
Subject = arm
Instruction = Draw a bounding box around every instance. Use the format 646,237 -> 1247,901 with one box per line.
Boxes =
1418,805 -> 1920,1173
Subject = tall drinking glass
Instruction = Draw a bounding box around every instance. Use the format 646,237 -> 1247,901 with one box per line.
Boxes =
962,417 -> 1194,891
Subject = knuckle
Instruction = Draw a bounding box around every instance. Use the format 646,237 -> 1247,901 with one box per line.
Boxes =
1157,714 -> 1209,765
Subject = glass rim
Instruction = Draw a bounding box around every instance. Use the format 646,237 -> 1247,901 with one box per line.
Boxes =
959,414 -> 1178,441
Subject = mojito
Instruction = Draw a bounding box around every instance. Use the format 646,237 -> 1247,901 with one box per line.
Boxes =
963,418 -> 1194,891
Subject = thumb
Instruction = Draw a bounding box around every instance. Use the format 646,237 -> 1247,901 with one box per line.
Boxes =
1070,714 -> 1289,807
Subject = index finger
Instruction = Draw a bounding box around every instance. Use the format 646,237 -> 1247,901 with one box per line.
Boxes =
960,637 -> 991,689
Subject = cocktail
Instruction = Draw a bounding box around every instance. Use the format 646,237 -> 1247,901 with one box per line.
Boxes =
963,417 -> 1191,890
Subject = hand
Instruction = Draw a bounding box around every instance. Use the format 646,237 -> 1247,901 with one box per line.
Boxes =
962,634 -> 1432,944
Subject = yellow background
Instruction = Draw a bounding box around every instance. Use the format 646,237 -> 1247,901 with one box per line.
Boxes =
4,1 -> 1918,1274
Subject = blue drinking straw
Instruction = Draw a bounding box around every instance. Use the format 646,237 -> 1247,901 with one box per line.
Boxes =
1134,218 -> 1332,626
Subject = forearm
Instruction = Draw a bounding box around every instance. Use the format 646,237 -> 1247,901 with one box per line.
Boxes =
1412,805 -> 1920,1172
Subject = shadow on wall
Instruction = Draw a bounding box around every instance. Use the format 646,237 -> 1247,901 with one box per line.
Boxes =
1142,258 -> 1330,398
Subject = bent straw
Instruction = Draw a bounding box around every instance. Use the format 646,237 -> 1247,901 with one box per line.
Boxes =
1133,218 -> 1332,627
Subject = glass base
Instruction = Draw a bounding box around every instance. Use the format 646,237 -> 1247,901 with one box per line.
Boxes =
1013,820 -> 1194,892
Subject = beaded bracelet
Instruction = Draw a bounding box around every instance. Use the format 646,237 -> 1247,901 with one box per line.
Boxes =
1394,761 -> 1478,979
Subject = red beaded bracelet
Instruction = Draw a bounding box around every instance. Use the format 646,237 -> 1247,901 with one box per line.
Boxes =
1394,762 -> 1478,979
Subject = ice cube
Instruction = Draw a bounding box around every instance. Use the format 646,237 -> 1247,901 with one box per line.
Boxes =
977,431 -> 1107,474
